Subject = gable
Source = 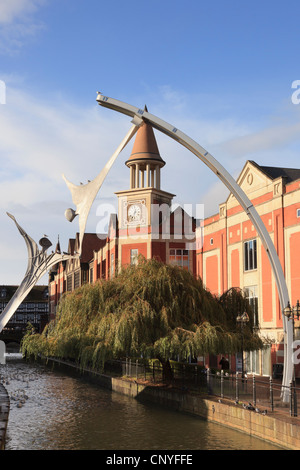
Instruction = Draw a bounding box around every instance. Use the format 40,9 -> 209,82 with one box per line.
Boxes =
227,160 -> 274,207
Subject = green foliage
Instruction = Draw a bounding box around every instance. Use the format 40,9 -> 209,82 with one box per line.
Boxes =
218,287 -> 263,351
21,258 -> 263,370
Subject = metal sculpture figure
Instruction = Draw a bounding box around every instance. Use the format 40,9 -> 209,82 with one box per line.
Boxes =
0,213 -> 76,333
63,122 -> 141,256
96,93 -> 293,402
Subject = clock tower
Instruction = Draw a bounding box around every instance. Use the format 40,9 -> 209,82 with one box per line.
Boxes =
115,113 -> 175,266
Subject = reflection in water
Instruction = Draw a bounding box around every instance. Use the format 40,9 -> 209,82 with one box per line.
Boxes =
1,355 -> 282,450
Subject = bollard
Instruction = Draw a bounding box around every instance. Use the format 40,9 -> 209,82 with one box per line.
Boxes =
221,370 -> 224,398
290,381 -> 293,417
269,376 -> 274,412
136,360 -> 138,380
235,372 -> 239,402
207,368 -> 210,394
294,380 -> 298,417
252,375 -> 256,406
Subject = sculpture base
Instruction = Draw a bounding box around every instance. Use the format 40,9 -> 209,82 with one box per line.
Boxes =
0,341 -> 6,365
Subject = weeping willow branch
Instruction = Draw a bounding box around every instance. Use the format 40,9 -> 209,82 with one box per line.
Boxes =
21,257 -> 263,371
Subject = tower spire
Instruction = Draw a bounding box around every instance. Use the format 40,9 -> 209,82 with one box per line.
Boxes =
125,108 -> 165,190
55,235 -> 61,254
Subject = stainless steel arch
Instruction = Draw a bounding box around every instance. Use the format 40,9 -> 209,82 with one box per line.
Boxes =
96,93 -> 293,401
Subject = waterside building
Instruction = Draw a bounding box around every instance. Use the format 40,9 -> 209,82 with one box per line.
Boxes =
49,121 -> 300,377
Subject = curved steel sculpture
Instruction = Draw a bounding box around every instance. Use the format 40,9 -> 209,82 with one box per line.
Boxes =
96,93 -> 293,401
63,123 -> 140,256
0,213 -> 76,333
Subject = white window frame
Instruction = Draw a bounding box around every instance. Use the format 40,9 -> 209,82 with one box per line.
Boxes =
244,285 -> 259,327
130,249 -> 138,265
244,239 -> 257,271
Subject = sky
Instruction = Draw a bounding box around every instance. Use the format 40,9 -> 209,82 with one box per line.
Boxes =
1,0 -> 300,284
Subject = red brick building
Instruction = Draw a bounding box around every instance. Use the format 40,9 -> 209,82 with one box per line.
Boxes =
49,121 -> 197,318
197,160 -> 300,376
49,123 -> 300,377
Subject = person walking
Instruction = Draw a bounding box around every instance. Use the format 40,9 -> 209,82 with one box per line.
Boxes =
219,356 -> 229,370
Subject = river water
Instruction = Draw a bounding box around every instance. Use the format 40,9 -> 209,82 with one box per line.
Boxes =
1,354 -> 282,451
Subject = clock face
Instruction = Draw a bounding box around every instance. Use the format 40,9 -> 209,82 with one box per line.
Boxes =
128,204 -> 141,222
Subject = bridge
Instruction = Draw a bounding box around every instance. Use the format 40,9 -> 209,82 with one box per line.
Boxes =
0,327 -> 26,349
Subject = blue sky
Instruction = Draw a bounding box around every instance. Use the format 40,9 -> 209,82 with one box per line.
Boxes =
1,0 -> 300,284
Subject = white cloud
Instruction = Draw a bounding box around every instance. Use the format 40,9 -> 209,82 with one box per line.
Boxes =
0,88 -> 130,207
0,86 -> 136,283
0,0 -> 45,24
0,0 -> 46,54
219,120 -> 300,159
1,85 -> 300,284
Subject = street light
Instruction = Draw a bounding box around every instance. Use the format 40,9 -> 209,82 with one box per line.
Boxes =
282,300 -> 300,376
283,301 -> 300,321
282,300 -> 300,416
283,301 -> 300,363
236,311 -> 250,379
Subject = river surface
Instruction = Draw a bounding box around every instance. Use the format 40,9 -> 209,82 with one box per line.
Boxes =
1,354 -> 282,451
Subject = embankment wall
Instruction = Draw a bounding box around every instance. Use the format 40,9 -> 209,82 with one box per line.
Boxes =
48,358 -> 299,450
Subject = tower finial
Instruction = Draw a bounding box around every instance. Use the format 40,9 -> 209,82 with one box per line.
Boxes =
55,235 -> 61,254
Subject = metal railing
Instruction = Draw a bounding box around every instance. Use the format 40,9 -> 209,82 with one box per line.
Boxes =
206,370 -> 300,417
103,359 -> 300,418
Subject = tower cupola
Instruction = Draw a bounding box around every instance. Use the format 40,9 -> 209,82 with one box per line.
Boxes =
125,110 -> 165,190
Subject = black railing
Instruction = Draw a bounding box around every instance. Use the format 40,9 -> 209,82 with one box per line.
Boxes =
104,359 -> 300,418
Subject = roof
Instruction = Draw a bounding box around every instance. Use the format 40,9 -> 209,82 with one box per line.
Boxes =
0,285 -> 48,301
249,161 -> 300,183
68,238 -> 75,255
76,233 -> 106,263
126,117 -> 165,167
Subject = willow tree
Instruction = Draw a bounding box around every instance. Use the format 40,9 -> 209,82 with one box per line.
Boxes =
22,257 -> 263,379
218,287 -> 263,351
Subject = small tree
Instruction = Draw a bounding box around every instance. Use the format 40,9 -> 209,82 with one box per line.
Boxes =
218,287 -> 263,351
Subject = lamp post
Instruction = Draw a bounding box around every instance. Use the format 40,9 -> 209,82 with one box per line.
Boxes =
236,312 -> 250,379
283,300 -> 300,416
283,300 -> 300,372
283,300 -> 300,323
